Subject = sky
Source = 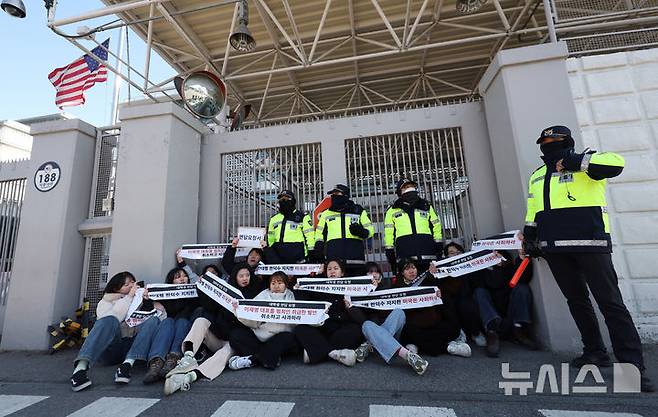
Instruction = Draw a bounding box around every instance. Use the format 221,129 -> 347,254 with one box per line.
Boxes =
0,0 -> 175,127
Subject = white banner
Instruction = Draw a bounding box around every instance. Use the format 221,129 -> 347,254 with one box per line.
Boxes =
255,264 -> 323,276
236,299 -> 330,325
124,287 -> 145,321
237,227 -> 266,249
125,309 -> 163,327
196,271 -> 244,311
471,230 -> 522,251
432,250 -> 504,278
349,286 -> 442,310
146,283 -> 198,300
296,277 -> 376,296
180,243 -> 249,260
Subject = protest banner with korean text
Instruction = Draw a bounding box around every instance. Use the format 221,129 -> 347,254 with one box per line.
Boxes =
196,271 -> 244,311
432,250 -> 504,278
349,286 -> 441,310
296,277 -> 376,296
255,264 -> 323,276
146,283 -> 198,300
471,230 -> 522,251
236,299 -> 330,325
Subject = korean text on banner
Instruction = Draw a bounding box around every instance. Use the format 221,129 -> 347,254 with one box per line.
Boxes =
237,227 -> 266,248
255,264 -> 323,276
146,283 -> 198,300
296,277 -> 376,296
471,230 -> 522,251
349,286 -> 441,310
180,243 -> 249,260
432,250 -> 504,278
196,271 -> 244,311
236,299 -> 330,325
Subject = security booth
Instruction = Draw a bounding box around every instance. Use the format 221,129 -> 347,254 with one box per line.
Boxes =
1,0 -> 658,352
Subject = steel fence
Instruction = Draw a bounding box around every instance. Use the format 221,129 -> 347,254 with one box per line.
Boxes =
0,178 -> 26,306
345,128 -> 475,267
220,143 -> 324,241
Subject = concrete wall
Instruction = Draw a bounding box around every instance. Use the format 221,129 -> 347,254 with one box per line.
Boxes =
1,119 -> 96,350
198,102 -> 503,245
479,41 -> 598,352
0,120 -> 32,162
108,101 -> 206,283
568,48 -> 658,340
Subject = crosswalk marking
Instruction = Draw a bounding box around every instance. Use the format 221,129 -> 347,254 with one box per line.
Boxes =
210,401 -> 295,417
67,397 -> 159,417
0,395 -> 48,417
539,410 -> 643,417
369,405 -> 458,417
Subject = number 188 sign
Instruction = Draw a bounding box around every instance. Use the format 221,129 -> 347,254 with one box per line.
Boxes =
34,161 -> 61,192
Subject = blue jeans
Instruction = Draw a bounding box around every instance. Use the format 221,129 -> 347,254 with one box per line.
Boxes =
361,309 -> 406,363
75,315 -> 160,366
148,317 -> 191,361
473,284 -> 532,332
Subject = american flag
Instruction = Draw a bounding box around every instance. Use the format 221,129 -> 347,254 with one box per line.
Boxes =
48,39 -> 110,108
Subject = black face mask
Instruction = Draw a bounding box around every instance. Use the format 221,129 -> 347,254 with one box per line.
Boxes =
278,199 -> 295,215
540,137 -> 575,164
401,191 -> 420,205
331,194 -> 350,211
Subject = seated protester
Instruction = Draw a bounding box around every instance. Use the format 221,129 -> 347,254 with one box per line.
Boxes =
71,272 -> 165,392
346,263 -> 430,375
396,259 -> 469,358
227,271 -> 300,370
176,248 -> 220,282
163,263 -> 264,395
472,250 -> 536,357
293,259 -> 363,366
440,242 -> 485,347
143,267 -> 199,384
221,237 -> 265,276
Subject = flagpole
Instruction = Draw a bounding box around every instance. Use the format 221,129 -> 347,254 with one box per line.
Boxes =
110,28 -> 126,125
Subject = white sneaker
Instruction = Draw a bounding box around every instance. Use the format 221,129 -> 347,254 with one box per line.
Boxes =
405,344 -> 419,354
166,351 -> 198,378
228,355 -> 254,370
303,349 -> 310,364
332,349 -> 356,367
406,352 -> 429,375
164,372 -> 193,396
472,332 -> 487,347
447,341 -> 472,358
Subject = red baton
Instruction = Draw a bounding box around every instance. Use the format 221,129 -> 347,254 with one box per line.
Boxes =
509,257 -> 530,288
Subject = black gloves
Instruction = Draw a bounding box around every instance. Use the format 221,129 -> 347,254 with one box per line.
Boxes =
522,225 -> 542,258
435,241 -> 444,259
349,223 -> 370,239
310,241 -> 325,263
385,249 -> 397,268
561,152 -> 585,172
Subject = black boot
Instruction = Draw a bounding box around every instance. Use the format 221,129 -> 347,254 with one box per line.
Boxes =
570,351 -> 612,368
143,357 -> 164,384
486,330 -> 500,358
641,373 -> 655,393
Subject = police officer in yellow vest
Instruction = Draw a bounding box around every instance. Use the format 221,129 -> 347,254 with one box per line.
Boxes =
267,190 -> 315,264
315,184 -> 374,274
384,178 -> 443,271
523,125 -> 653,392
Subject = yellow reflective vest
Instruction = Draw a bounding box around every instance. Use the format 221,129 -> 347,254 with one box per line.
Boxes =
525,151 -> 624,253
267,211 -> 315,263
316,207 -> 375,263
384,200 -> 442,260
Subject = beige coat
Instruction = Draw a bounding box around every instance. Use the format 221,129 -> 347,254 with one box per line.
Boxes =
238,289 -> 296,342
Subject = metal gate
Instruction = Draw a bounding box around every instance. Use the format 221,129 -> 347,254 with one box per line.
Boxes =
220,143 -> 324,241
345,128 -> 475,265
0,178 -> 26,307
80,127 -> 119,315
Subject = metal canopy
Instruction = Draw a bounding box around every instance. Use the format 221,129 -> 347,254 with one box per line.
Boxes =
48,0 -> 658,126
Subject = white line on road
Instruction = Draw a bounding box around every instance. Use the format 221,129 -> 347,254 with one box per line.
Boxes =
67,397 -> 159,417
370,405 -> 458,417
210,400 -> 295,417
0,395 -> 48,417
539,410 -> 644,417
